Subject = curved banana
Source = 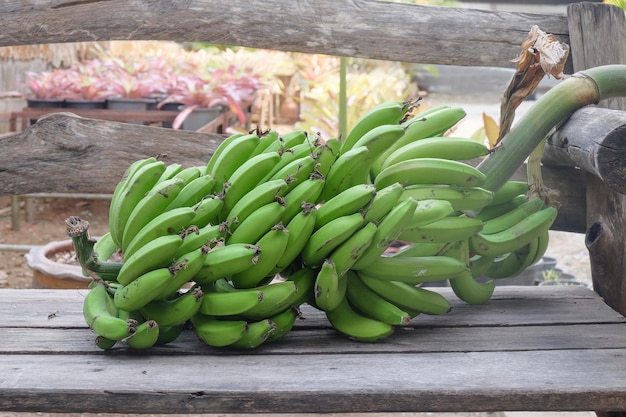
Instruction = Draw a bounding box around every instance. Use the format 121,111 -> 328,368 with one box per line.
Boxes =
362,182 -> 404,223
191,194 -> 225,228
205,132 -> 246,174
401,184 -> 494,212
194,243 -> 261,285
301,212 -> 365,267
314,259 -> 346,312
164,173 -> 217,210
273,207 -> 318,273
482,235 -> 541,279
155,324 -> 185,346
156,246 -> 209,299
490,180 -> 529,206
346,271 -> 412,325
172,165 -> 202,185
116,234 -> 184,286
359,254 -> 466,285
227,200 -> 285,244
249,130 -> 280,156
444,239 -> 495,305
230,318 -> 276,349
95,335 -> 117,350
374,157 -> 486,190
241,280 -> 300,320
157,162 -> 184,183
141,286 -> 204,327
329,221 -> 378,276
199,281 -> 264,316
481,196 -> 544,235
208,133 -> 260,187
321,145 -> 370,200
315,183 -> 376,229
313,137 -> 340,177
93,232 -> 119,263
325,295 -> 394,342
474,194 -> 527,221
399,214 -> 484,244
121,177 -> 187,251
280,176 -> 325,224
125,319 -> 160,350
191,314 -> 249,347
83,281 -> 137,340
469,205 -> 558,257
265,306 -> 300,343
406,199 -> 458,229
285,267 -> 317,307
114,267 -> 175,311
174,223 -> 227,259
358,272 -> 452,315
231,224 -> 290,289
225,179 -> 289,225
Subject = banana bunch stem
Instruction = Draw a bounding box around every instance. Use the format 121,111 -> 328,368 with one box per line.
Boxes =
65,216 -> 122,280
478,64 -> 626,193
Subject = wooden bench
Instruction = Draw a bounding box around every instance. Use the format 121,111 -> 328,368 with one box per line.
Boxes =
1,1 -> 626,416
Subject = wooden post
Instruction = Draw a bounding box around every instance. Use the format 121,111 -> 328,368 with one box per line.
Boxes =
567,4 -> 626,416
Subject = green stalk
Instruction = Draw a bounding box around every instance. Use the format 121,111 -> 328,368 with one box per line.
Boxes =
65,216 -> 122,281
477,64 -> 626,193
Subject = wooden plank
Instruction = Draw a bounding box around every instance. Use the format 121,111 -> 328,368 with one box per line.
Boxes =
0,113 -> 226,195
0,1 -> 571,70
20,108 -> 180,124
2,350 -> 626,413
567,2 -> 626,318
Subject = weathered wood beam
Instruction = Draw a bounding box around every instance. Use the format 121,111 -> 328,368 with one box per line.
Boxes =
0,0 -> 571,70
544,106 -> 626,195
0,113 -> 225,195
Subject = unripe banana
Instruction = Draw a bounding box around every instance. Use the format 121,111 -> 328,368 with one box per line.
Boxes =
109,159 -> 166,248
194,243 -> 261,285
474,194 -> 527,221
481,235 -> 541,279
301,212 -> 365,267
263,130 -> 305,154
313,259 -> 346,312
172,165 -> 202,185
95,335 -> 117,350
267,154 -> 318,191
231,224 -> 290,289
285,267 -> 317,307
405,198 -> 456,229
156,162 -> 184,183
362,182 -> 404,223
315,183 -> 376,229
93,231 -> 119,264
390,241 -> 451,258
443,239 -> 495,305
340,99 -> 415,154
125,319 -> 160,350
225,179 -> 289,226
240,280 -> 300,320
401,185 -> 494,212
114,267 -> 175,311
352,197 -> 418,270
321,145 -> 371,200
141,286 -> 204,327
191,314 -> 248,347
381,136 -> 489,170
230,318 -> 276,349
273,206 -> 318,273
123,206 -> 195,259
359,254 -> 466,285
346,271 -> 412,325
265,306 -> 300,343
481,196 -> 545,235
313,137 -> 340,177
164,173 -> 217,210
205,132 -> 246,174
469,205 -> 558,257
227,200 -> 285,244
116,234 -> 184,286
121,177 -> 187,251
358,272 -> 452,315
325,296 -> 394,342
374,158 -> 486,190
156,246 -> 209,299
328,221 -> 378,276
281,176 -> 325,224
191,194 -> 225,228
83,281 -> 137,340
199,280 -> 264,316
155,323 -> 184,346
208,133 -> 260,187
174,223 -> 227,259
490,180 -> 529,206
399,214 -> 484,244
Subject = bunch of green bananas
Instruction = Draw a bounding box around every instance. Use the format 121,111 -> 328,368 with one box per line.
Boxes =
79,99 -> 558,348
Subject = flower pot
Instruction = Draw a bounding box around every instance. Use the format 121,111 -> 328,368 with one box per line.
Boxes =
106,97 -> 155,124
25,240 -> 91,289
26,98 -> 65,125
64,99 -> 107,109
181,106 -> 222,131
159,101 -> 184,128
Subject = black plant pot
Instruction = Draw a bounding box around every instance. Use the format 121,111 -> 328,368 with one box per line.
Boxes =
159,102 -> 184,128
63,99 -> 107,109
26,98 -> 65,125
106,97 -> 155,124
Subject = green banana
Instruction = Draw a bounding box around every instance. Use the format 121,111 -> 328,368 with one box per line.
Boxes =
399,214 -> 484,243
301,212 -> 365,267
221,151 -> 283,217
352,197 -> 418,270
230,318 -> 276,349
314,259 -> 346,312
358,254 -> 466,285
390,241 -> 451,258
469,205 -> 558,257
240,280 -> 300,320
280,176 -> 325,224
194,243 -> 261,285
191,314 -> 248,347
328,221 -> 378,276
114,267 -> 175,311
225,179 -> 289,225
444,239 -> 495,305
227,200 -> 285,244
321,145 -> 370,200
406,198 -> 456,229
273,207 -> 318,273
208,133 -> 260,187
205,132 -> 245,174
340,99 -> 415,154
191,194 -> 225,228
371,106 -> 467,176
174,223 -> 227,258
474,194 -> 528,221
482,235 -> 541,279
267,154 -> 318,191
325,295 -> 394,342
95,335 -> 117,350
123,206 -> 195,259
164,173 -> 217,210
401,184 -> 494,212
155,247 -> 208,299
381,136 -> 489,170
315,183 -> 376,229
155,324 -> 185,346
231,224 -> 290,289
109,159 -> 166,248
199,280 -> 264,316
156,162 -> 184,183
249,130 -> 280,156
362,182 -> 404,223
172,165 -> 202,185
347,271 -> 412,325
125,319 -> 160,350
490,180 -> 529,206
83,281 -> 137,340
121,177 -> 187,251
374,157 -> 486,190
116,234 -> 183,286
358,272 -> 452,315
285,266 -> 317,307
141,286 -> 204,327
313,137 -> 341,177
481,196 -> 545,235
265,306 -> 300,343
93,231 -> 119,263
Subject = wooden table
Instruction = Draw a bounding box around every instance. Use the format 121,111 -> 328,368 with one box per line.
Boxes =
1,286 -> 626,414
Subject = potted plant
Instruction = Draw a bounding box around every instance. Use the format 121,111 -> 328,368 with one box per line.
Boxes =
24,69 -> 72,108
